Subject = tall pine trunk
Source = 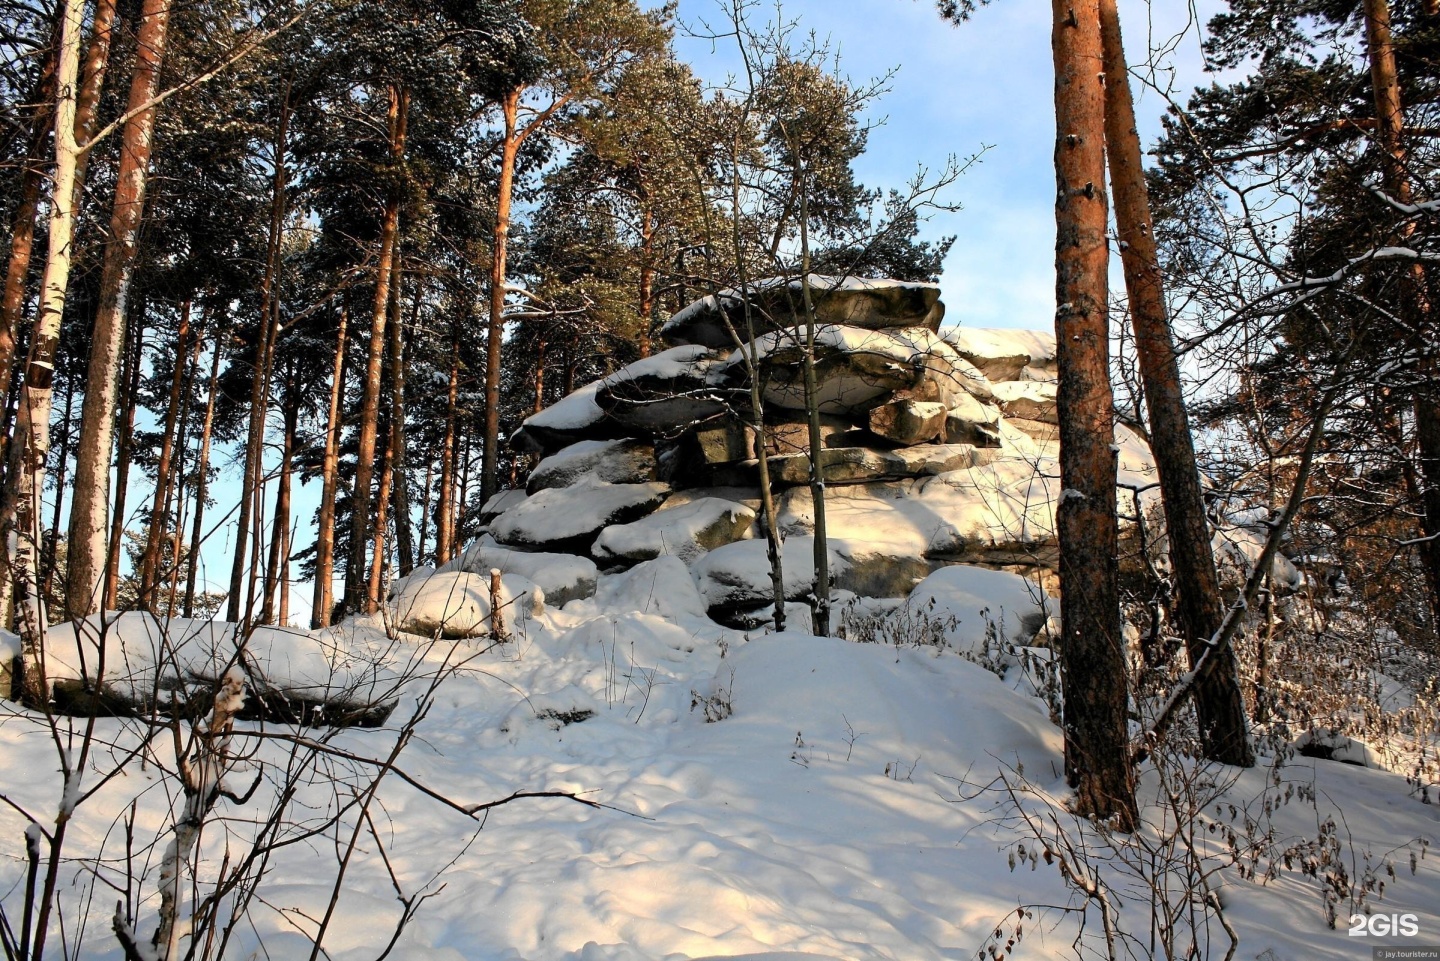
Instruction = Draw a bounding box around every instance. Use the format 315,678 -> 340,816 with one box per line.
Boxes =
1051,0 -> 1136,829
138,301 -> 192,609
483,88 -> 522,507
184,330 -> 223,618
1099,0 -> 1254,767
3,0 -> 84,705
66,0 -> 175,619
227,90 -> 289,623
262,369 -> 296,624
434,320 -> 460,565
1363,0 -> 1440,629
345,83 -> 406,615
312,308 -> 347,627
104,314 -> 144,611
366,432 -> 393,614
388,260 -> 414,577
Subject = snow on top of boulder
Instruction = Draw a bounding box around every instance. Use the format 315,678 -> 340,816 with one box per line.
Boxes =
594,497 -> 756,564
489,479 -> 671,548
944,327 -> 1056,365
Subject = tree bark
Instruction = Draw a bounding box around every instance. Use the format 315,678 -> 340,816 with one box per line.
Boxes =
184,330 -> 223,618
41,384 -> 76,608
345,83 -> 407,615
434,320 -> 460,565
312,308 -> 348,627
2,0 -> 85,705
1052,0 -> 1136,829
483,88 -> 522,508
0,8 -> 63,451
366,432 -> 393,614
262,368 -> 296,624
1363,0 -> 1440,629
227,88 -> 289,623
65,0 -> 174,619
416,457 -> 434,564
1099,0 -> 1254,767
388,260 -> 414,577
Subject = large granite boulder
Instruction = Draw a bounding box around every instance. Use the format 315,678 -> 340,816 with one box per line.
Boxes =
659,275 -> 943,349
868,398 -> 947,445
489,479 -> 670,553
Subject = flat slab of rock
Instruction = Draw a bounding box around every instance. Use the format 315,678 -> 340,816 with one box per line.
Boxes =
594,497 -> 756,564
660,275 -> 943,349
944,393 -> 1003,446
489,480 -> 670,553
527,438 -> 657,493
510,345 -> 715,454
438,535 -> 599,606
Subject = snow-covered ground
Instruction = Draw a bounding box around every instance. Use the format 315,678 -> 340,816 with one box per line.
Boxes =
2,568 -> 1438,961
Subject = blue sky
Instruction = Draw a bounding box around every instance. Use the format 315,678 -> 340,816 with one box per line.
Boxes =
179,0 -> 1228,626
674,0 -> 1221,331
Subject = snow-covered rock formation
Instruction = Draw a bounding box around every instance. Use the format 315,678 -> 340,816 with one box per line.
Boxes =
473,275 -> 1155,628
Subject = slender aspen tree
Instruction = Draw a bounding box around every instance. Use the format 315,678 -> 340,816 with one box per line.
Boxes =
1051,0 -> 1136,828
66,0 -> 176,618
312,308 -> 347,627
483,87 -> 524,507
1099,0 -> 1254,767
4,0 -> 84,704
345,82 -> 407,614
0,15 -> 60,426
